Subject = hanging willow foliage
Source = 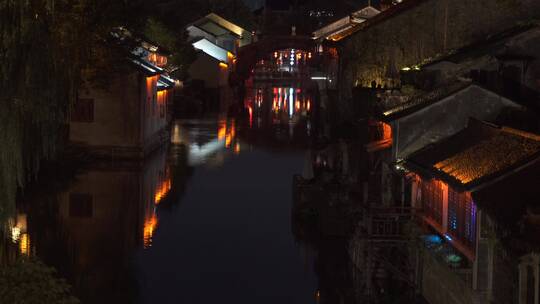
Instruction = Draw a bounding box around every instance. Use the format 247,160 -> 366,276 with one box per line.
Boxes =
0,0 -> 147,222
0,1 -> 67,222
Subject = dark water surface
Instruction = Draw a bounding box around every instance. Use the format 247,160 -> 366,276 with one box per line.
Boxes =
136,119 -> 318,304
2,82 -> 329,303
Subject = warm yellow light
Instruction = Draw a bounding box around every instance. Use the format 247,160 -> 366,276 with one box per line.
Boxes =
19,233 -> 30,256
382,122 -> 392,140
224,122 -> 236,148
230,123 -> 236,138
11,227 -> 21,242
157,90 -> 167,104
248,106 -> 253,127
143,214 -> 158,249
401,67 -> 411,71
205,13 -> 246,37
234,143 -> 241,154
218,123 -> 227,140
219,62 -> 228,68
154,178 -> 172,204
11,214 -> 27,244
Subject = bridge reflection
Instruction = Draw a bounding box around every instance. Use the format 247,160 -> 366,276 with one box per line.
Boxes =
242,82 -> 318,148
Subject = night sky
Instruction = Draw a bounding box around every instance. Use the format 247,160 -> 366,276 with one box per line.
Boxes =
267,0 -> 290,10
246,0 -> 380,12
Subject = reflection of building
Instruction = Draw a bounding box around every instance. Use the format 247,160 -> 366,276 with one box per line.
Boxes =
241,84 -> 316,146
10,147 -> 181,303
56,150 -> 169,301
70,32 -> 175,159
6,213 -> 32,258
170,119 -> 242,167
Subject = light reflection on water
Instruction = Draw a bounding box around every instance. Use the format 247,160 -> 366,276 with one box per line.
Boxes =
171,118 -> 243,166
245,86 -> 313,129
1,102 -> 322,303
138,117 -> 319,304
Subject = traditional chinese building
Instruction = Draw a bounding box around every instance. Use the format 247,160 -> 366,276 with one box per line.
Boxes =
361,24 -> 540,207
184,14 -> 252,111
403,119 -> 540,304
312,5 -> 380,42
70,33 -> 176,159
186,13 -> 252,89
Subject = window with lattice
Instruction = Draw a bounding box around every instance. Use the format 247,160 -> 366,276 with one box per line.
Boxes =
448,188 -> 477,251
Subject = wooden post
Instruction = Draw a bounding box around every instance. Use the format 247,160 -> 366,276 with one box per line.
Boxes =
535,254 -> 540,304
443,0 -> 449,51
519,262 -> 527,304
441,184 -> 448,233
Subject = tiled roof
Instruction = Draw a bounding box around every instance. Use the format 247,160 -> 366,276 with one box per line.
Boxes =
421,24 -> 537,68
129,57 -> 163,76
381,80 -> 472,121
333,0 -> 428,42
157,74 -> 175,91
404,119 -> 540,191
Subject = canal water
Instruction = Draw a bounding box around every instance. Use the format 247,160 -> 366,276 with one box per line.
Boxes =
1,84 -> 337,303
136,118 -> 318,303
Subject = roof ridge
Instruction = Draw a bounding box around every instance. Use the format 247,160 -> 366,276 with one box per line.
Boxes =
501,127 -> 540,142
